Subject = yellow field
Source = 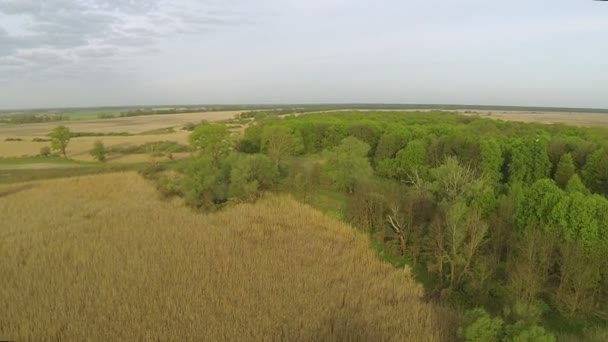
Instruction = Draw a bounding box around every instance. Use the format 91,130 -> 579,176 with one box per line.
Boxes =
0,173 -> 455,341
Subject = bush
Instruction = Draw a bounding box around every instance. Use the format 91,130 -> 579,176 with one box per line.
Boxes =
39,146 -> 51,157
90,140 -> 106,162
458,308 -> 504,342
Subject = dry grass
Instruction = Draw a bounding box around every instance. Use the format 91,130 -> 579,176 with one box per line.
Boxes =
0,173 -> 456,341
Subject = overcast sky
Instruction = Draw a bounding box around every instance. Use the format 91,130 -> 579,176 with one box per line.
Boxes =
0,0 -> 607,109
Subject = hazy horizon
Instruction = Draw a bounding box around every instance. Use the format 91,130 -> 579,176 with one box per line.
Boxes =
1,0 -> 607,109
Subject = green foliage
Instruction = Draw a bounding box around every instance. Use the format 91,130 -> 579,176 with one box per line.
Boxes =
180,156 -> 229,210
479,138 -> 503,183
505,321 -> 556,342
260,125 -> 303,166
50,125 -> 71,157
323,137 -> 373,193
106,141 -> 191,155
554,153 -> 576,189
566,174 -> 589,194
459,308 -> 504,342
507,138 -> 551,184
229,154 -> 279,201
583,149 -> 608,196
374,130 -> 409,163
189,124 -> 232,162
39,146 -> 51,157
90,140 -> 106,162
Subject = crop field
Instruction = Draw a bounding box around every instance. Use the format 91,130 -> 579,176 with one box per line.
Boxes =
0,173 -> 455,341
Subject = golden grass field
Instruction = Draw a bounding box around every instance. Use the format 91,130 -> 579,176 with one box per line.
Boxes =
0,173 -> 456,341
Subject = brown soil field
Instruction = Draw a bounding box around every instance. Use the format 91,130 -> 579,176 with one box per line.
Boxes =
0,173 -> 455,341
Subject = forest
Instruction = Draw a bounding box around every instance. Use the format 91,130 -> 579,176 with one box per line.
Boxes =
147,111 -> 608,341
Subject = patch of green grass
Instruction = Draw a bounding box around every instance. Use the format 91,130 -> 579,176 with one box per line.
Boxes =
0,164 -> 142,184
0,156 -> 94,166
68,132 -> 133,137
106,141 -> 192,155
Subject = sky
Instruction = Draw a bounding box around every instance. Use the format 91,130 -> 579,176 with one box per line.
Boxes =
0,0 -> 607,109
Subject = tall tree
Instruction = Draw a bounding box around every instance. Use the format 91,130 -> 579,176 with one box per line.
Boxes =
582,148 -> 608,196
554,153 -> 576,189
261,125 -> 303,167
189,124 -> 232,163
50,125 -> 71,157
479,138 -> 503,184
323,136 -> 373,193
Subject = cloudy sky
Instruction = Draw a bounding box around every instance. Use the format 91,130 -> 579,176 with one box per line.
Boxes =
0,0 -> 607,109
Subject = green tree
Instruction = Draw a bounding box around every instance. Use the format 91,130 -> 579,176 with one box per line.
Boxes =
554,153 -> 575,189
479,138 -> 503,184
582,148 -> 608,195
189,124 -> 232,163
180,156 -> 229,210
394,140 -> 427,177
323,136 -> 373,193
458,308 -> 504,342
442,202 -> 488,289
508,139 -> 550,184
50,125 -> 71,157
261,125 -> 303,167
90,140 -> 106,162
229,154 -> 279,201
374,130 -> 409,164
566,174 -> 589,195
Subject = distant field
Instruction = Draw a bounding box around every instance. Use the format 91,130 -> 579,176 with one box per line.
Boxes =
0,110 -> 245,160
463,110 -> 608,127
0,110 -> 244,137
0,173 -> 454,340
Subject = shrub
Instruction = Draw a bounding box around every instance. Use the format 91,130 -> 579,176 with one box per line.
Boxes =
458,308 -> 504,342
90,140 -> 107,162
39,146 -> 51,157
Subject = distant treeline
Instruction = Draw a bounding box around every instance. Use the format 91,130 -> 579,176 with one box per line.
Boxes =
3,104 -> 608,123
0,113 -> 66,124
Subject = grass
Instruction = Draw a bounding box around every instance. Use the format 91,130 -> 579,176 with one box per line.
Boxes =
0,173 -> 456,341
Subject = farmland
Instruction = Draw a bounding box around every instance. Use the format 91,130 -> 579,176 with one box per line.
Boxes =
0,173 -> 454,341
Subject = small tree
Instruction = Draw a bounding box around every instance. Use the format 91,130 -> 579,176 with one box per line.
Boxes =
90,140 -> 106,162
50,125 -> 71,157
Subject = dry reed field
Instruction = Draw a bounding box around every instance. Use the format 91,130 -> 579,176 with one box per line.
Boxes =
0,173 -> 455,341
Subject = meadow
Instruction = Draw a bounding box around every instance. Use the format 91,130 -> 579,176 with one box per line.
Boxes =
0,173 -> 455,341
